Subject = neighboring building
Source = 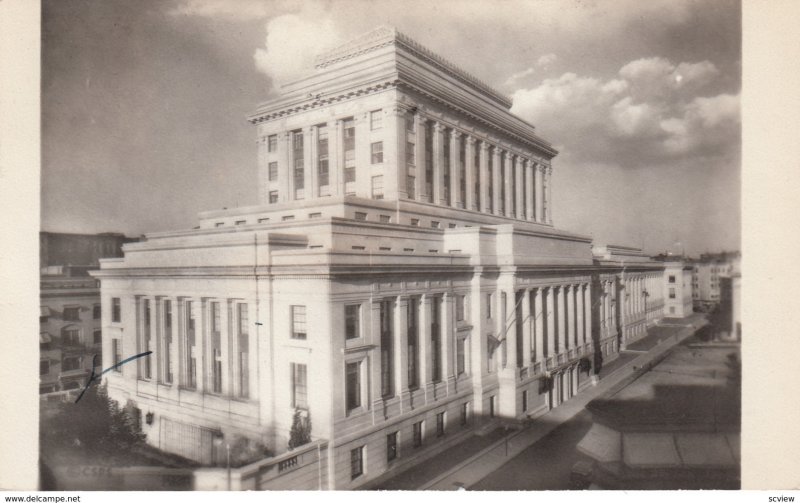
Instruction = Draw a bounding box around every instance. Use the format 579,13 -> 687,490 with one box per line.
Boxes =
40,232 -> 134,397
689,251 -> 741,311
662,261 -> 694,318
91,27 -> 688,488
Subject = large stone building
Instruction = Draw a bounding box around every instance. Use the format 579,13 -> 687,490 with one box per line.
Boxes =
690,251 -> 741,311
91,27 -> 690,488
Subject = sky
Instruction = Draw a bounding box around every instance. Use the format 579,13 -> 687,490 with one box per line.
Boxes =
41,0 -> 741,256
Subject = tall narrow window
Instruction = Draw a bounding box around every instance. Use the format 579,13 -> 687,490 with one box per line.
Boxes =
443,131 -> 451,205
345,304 -> 360,340
522,389 -> 528,412
460,402 -> 469,426
436,411 -> 446,437
346,361 -> 361,412
371,175 -> 384,199
487,148 -> 494,212
370,110 -> 382,130
407,297 -> 419,389
142,299 -> 152,379
293,131 -> 305,199
268,161 -> 278,181
406,175 -> 416,199
344,118 -> 356,194
93,304 -> 101,320
291,363 -> 308,409
406,141 -> 415,166
269,191 -> 279,204
350,446 -> 364,479
456,294 -> 465,321
456,336 -> 466,376
267,134 -> 277,152
371,141 -> 383,164
413,421 -> 423,447
387,432 -> 398,462
474,141 -> 481,210
487,292 -> 493,319
318,125 -> 329,195
185,301 -> 196,388
210,301 -> 222,394
431,296 -> 441,383
112,297 -> 121,323
424,122 -> 433,199
163,300 -> 172,384
380,299 -> 394,398
238,303 -> 249,398
459,136 -> 466,204
112,339 -> 122,372
291,305 -> 307,340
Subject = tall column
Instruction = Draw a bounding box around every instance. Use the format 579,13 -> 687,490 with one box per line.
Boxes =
503,152 -> 513,217
449,129 -> 461,208
546,287 -> 556,357
330,119 -> 341,197
433,122 -> 446,206
415,113 -> 427,203
441,293 -> 454,380
465,136 -> 476,211
521,289 -> 532,365
504,289 -> 518,369
533,288 -> 544,363
394,296 -> 409,394
370,301 -> 382,402
566,285 -> 575,348
514,155 -> 524,219
535,163 -> 544,223
576,284 -> 585,347
584,283 -> 592,344
557,286 -> 568,354
419,294 -> 432,388
280,132 -> 291,203
492,147 -> 502,216
302,126 -> 313,200
545,166 -> 553,224
525,159 -> 534,221
192,299 -> 205,393
220,299 -> 231,395
479,142 -> 490,213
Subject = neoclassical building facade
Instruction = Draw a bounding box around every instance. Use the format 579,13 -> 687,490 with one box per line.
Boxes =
92,27 -> 686,489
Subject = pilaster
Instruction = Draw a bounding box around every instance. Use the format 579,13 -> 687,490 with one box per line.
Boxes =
514,155 -> 524,219
449,129 -> 461,209
465,136 -> 476,211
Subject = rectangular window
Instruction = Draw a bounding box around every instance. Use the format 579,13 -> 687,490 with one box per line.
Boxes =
460,402 -> 469,427
238,303 -> 249,398
210,301 -> 222,393
344,118 -> 356,194
63,307 -> 80,321
268,162 -> 278,181
380,299 -> 394,398
436,411 -> 446,437
62,327 -> 80,346
489,395 -> 496,417
112,297 -> 121,323
350,446 -> 364,480
371,175 -> 384,199
291,305 -> 307,340
269,191 -> 279,204
268,134 -> 277,152
410,218 -> 419,226
62,356 -> 81,372
413,421 -> 423,448
370,110 -> 382,130
431,297 -> 442,383
406,141 -> 415,166
669,275 -> 676,283
522,389 -> 528,412
487,293 -> 493,319
235,220 -> 246,226
345,304 -> 360,340
371,142 -> 384,164
354,211 -> 367,221
40,360 -> 49,376
309,212 -> 322,219
669,288 -> 676,299
291,362 -> 308,409
282,215 -> 295,221
424,122 -> 434,198
379,214 -> 391,223
112,339 -> 122,372
293,131 -> 304,198
431,221 -> 440,229
185,301 -> 196,388
386,432 -> 398,462
346,361 -> 361,412
456,294 -> 465,321
456,336 -> 466,376
406,113 -> 415,132
406,175 -> 416,199
93,304 -> 101,320
93,329 -> 102,345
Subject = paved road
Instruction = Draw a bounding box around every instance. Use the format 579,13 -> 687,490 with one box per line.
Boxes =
470,409 -> 594,490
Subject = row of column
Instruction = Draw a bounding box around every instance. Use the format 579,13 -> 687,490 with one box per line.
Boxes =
410,112 -> 553,224
133,296 -> 255,400
499,282 -> 592,372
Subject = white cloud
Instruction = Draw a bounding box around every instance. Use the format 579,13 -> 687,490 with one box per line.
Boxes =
253,12 -> 345,89
511,57 -> 739,166
504,67 -> 536,86
168,0 -> 279,19
537,53 -> 558,67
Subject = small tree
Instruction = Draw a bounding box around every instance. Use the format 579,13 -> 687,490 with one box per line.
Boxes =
287,409 -> 312,450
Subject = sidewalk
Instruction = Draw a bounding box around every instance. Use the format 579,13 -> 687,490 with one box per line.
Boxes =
372,315 -> 706,491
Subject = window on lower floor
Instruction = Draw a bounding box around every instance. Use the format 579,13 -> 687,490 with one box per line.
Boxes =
371,175 -> 384,199
40,360 -> 49,375
62,356 -> 81,371
93,330 -> 102,345
522,389 -> 528,412
269,191 -> 279,204
436,411 -> 446,437
350,446 -> 364,479
386,431 -> 398,462
291,363 -> 308,410
93,304 -> 101,319
112,339 -> 122,372
456,336 -> 467,376
291,305 -> 307,340
346,361 -> 361,412
63,307 -> 80,321
412,421 -> 423,448
460,402 -> 469,427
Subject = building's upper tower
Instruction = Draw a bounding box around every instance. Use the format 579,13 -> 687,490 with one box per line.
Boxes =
248,27 -> 558,225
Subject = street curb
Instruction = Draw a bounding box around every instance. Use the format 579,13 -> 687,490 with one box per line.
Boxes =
417,319 -> 706,490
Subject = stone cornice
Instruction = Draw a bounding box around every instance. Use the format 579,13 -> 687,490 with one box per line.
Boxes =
314,26 -> 511,108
